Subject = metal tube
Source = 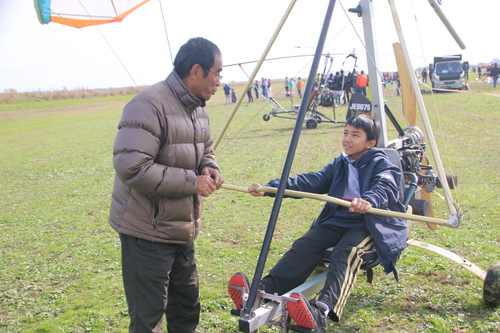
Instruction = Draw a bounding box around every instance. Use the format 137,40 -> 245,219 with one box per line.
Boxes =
387,0 -> 458,222
241,0 -> 338,321
426,0 -> 466,49
214,0 -> 298,151
360,0 -> 388,146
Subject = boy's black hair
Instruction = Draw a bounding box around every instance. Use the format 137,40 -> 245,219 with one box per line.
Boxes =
346,114 -> 380,147
174,37 -> 221,79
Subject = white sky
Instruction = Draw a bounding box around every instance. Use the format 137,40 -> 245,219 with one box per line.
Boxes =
1,0 -> 498,93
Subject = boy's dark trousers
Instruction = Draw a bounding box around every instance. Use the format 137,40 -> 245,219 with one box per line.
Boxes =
261,223 -> 373,320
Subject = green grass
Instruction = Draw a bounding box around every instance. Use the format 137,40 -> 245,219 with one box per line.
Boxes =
0,80 -> 499,332
0,95 -> 135,112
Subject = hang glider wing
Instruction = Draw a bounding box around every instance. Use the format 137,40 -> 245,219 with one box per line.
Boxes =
34,0 -> 150,28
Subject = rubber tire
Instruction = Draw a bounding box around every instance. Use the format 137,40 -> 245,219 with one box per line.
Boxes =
263,114 -> 270,121
306,118 -> 317,129
483,261 -> 500,307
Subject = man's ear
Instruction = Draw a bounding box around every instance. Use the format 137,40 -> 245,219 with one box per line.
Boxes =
189,64 -> 203,80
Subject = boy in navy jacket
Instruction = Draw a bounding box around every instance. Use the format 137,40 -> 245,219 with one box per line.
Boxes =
229,114 -> 407,332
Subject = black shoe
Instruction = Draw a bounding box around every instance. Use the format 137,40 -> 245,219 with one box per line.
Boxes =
228,272 -> 250,310
286,292 -> 327,333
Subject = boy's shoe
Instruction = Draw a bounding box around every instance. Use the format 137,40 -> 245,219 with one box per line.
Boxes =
286,292 -> 327,333
228,272 -> 250,310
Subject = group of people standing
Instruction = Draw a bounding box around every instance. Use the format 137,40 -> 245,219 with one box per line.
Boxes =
237,77 -> 307,103
260,77 -> 305,101
488,63 -> 500,88
473,63 -> 500,87
419,63 -> 500,88
284,76 -> 306,98
320,69 -> 367,103
223,83 -> 237,104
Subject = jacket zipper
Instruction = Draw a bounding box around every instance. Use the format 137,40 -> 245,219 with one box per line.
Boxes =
152,203 -> 158,229
190,112 -> 199,175
190,112 -> 198,243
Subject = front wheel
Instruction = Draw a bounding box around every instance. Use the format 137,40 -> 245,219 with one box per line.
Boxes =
263,114 -> 270,121
484,261 -> 500,307
306,118 -> 317,129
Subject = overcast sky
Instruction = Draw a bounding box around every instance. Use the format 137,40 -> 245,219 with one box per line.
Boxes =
1,0 -> 498,93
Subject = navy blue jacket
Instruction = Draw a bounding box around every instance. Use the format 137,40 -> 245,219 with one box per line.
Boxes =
265,148 -> 407,275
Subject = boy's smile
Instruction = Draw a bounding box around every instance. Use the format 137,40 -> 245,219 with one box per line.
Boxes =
342,124 -> 376,160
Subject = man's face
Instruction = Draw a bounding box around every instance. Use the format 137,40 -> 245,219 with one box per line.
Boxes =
191,55 -> 223,101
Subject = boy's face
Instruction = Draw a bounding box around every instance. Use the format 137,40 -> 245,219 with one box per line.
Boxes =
342,124 -> 376,160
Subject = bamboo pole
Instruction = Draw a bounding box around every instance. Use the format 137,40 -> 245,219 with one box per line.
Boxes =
426,0 -> 466,50
387,0 -> 458,223
393,42 -> 437,231
213,0 -> 297,151
222,183 -> 458,227
407,239 -> 485,280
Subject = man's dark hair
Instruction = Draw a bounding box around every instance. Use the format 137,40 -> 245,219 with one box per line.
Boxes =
174,37 -> 221,79
346,114 -> 380,147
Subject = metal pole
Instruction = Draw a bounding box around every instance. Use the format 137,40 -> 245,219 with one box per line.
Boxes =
426,0 -> 466,49
241,0 -> 337,321
359,0 -> 388,147
214,0 -> 298,151
387,0 -> 458,222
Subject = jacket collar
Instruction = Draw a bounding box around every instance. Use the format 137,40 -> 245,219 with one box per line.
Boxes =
343,148 -> 382,168
166,71 -> 206,112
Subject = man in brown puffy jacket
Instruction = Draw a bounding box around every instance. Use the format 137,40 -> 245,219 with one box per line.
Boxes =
109,37 -> 224,333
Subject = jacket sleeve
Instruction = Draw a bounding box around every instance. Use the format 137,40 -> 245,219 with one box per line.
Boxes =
112,99 -> 197,198
362,163 -> 402,210
265,163 -> 335,197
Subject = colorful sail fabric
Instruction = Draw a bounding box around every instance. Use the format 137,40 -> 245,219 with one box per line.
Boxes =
34,0 -> 150,28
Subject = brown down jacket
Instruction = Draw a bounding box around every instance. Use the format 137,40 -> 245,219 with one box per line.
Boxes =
109,71 -> 220,245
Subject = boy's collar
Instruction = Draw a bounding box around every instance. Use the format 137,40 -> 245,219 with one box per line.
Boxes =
342,149 -> 371,163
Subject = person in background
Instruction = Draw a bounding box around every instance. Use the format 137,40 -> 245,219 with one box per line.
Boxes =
490,63 -> 500,88
355,70 -> 368,96
254,79 -> 260,99
421,67 -> 428,83
261,78 -> 267,100
344,70 -> 357,104
110,37 -> 224,333
288,77 -> 295,97
229,114 -> 406,333
247,85 -> 254,103
394,72 -> 401,96
332,71 -> 342,104
267,79 -> 273,98
297,77 -> 304,99
338,69 -> 347,104
326,73 -> 335,90
231,88 -> 237,103
224,82 -> 232,104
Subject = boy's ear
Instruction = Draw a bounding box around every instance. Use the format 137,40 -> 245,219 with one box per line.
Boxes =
367,139 -> 377,149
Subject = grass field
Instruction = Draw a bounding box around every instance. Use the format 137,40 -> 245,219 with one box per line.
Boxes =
1,79 -> 499,332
